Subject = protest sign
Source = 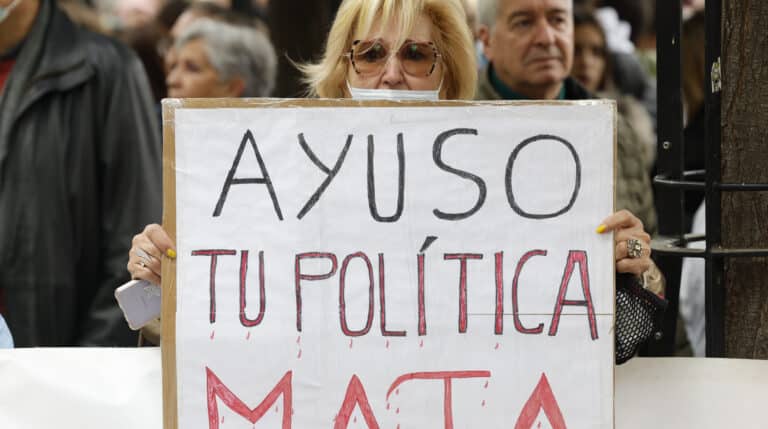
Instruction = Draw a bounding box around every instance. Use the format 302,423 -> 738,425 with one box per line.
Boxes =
162,99 -> 616,428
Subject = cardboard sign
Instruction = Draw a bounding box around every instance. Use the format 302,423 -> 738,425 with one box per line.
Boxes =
162,99 -> 616,429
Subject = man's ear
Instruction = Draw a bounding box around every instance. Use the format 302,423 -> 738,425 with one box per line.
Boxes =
477,25 -> 493,62
226,77 -> 246,97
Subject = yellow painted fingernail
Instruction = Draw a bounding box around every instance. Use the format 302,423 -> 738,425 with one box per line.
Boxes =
596,224 -> 607,234
166,249 -> 177,259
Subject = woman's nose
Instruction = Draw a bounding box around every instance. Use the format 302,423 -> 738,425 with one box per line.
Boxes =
380,55 -> 405,88
166,68 -> 179,87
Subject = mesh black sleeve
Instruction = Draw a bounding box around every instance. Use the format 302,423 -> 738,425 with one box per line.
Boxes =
615,273 -> 668,365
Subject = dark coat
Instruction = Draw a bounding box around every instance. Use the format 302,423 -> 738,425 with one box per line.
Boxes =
0,0 -> 161,346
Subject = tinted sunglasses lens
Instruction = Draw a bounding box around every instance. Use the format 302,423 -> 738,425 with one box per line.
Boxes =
400,43 -> 436,76
352,41 -> 388,75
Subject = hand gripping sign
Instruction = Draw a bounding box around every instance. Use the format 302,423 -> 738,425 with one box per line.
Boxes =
162,99 -> 616,429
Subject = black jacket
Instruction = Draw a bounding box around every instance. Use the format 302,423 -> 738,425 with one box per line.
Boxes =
0,0 -> 161,346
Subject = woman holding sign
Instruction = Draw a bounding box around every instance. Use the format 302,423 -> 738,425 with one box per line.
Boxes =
128,0 -> 664,359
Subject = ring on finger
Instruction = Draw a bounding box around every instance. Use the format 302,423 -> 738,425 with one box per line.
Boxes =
627,238 -> 643,259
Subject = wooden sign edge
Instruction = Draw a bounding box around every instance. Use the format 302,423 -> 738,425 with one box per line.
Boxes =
161,101 -> 178,429
157,97 -> 613,110
611,99 -> 618,429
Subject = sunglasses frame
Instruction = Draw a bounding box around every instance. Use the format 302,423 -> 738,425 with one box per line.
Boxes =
344,39 -> 442,77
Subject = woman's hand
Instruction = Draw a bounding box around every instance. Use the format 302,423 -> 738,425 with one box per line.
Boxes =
127,224 -> 176,286
597,210 -> 653,277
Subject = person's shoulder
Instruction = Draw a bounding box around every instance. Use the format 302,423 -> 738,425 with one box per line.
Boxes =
474,64 -> 501,101
76,27 -> 141,76
562,78 -> 593,101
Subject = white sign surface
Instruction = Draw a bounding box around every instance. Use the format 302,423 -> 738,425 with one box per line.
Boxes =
173,102 -> 615,428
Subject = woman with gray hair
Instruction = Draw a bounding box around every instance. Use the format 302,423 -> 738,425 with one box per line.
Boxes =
166,18 -> 276,98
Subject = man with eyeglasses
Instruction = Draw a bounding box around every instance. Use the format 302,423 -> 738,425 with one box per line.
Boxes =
0,0 -> 160,346
474,0 -> 657,238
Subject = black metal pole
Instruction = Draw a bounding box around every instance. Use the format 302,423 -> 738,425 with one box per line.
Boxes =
656,1 -> 685,237
703,0 -> 725,358
649,0 -> 684,355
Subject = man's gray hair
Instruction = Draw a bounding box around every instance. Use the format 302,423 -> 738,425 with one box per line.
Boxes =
176,19 -> 277,97
476,0 -> 499,29
476,0 -> 574,29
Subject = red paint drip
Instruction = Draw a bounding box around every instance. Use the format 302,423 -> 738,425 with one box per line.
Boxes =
210,330 -> 215,340
245,331 -> 251,340
297,349 -> 302,359
481,400 -> 486,407
419,339 -> 424,348
349,339 -> 353,349
386,403 -> 391,410
396,388 -> 400,395
275,405 -> 279,413
396,408 -> 400,414
353,416 -> 357,423
484,380 -> 489,388
494,342 -> 500,350
538,422 -> 542,428
296,335 -> 301,344
221,416 -> 224,424
386,339 -> 390,349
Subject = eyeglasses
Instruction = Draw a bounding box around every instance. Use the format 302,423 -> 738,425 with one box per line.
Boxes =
345,39 -> 441,77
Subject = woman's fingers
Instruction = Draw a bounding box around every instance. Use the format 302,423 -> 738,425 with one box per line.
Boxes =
613,227 -> 652,261
127,224 -> 176,286
127,251 -> 160,284
144,223 -> 176,259
132,230 -> 163,260
616,257 -> 652,277
129,246 -> 162,277
130,260 -> 162,285
597,209 -> 644,234
598,210 -> 654,277
613,224 -> 651,243
615,237 -> 652,261
130,230 -> 163,275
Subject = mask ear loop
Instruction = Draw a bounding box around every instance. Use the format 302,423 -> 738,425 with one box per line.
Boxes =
345,79 -> 356,98
430,46 -> 445,99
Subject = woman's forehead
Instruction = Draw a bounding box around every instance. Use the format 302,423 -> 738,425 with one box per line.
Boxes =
355,13 -> 434,43
575,24 -> 604,43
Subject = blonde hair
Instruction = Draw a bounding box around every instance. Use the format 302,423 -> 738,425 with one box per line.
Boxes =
300,0 -> 477,99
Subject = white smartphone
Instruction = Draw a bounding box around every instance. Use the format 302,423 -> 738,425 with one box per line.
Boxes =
114,279 -> 161,330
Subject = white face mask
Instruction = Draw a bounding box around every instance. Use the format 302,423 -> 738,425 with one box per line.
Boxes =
0,0 -> 22,24
346,80 -> 442,101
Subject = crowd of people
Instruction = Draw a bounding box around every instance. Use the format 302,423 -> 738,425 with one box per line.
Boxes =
0,0 -> 707,355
